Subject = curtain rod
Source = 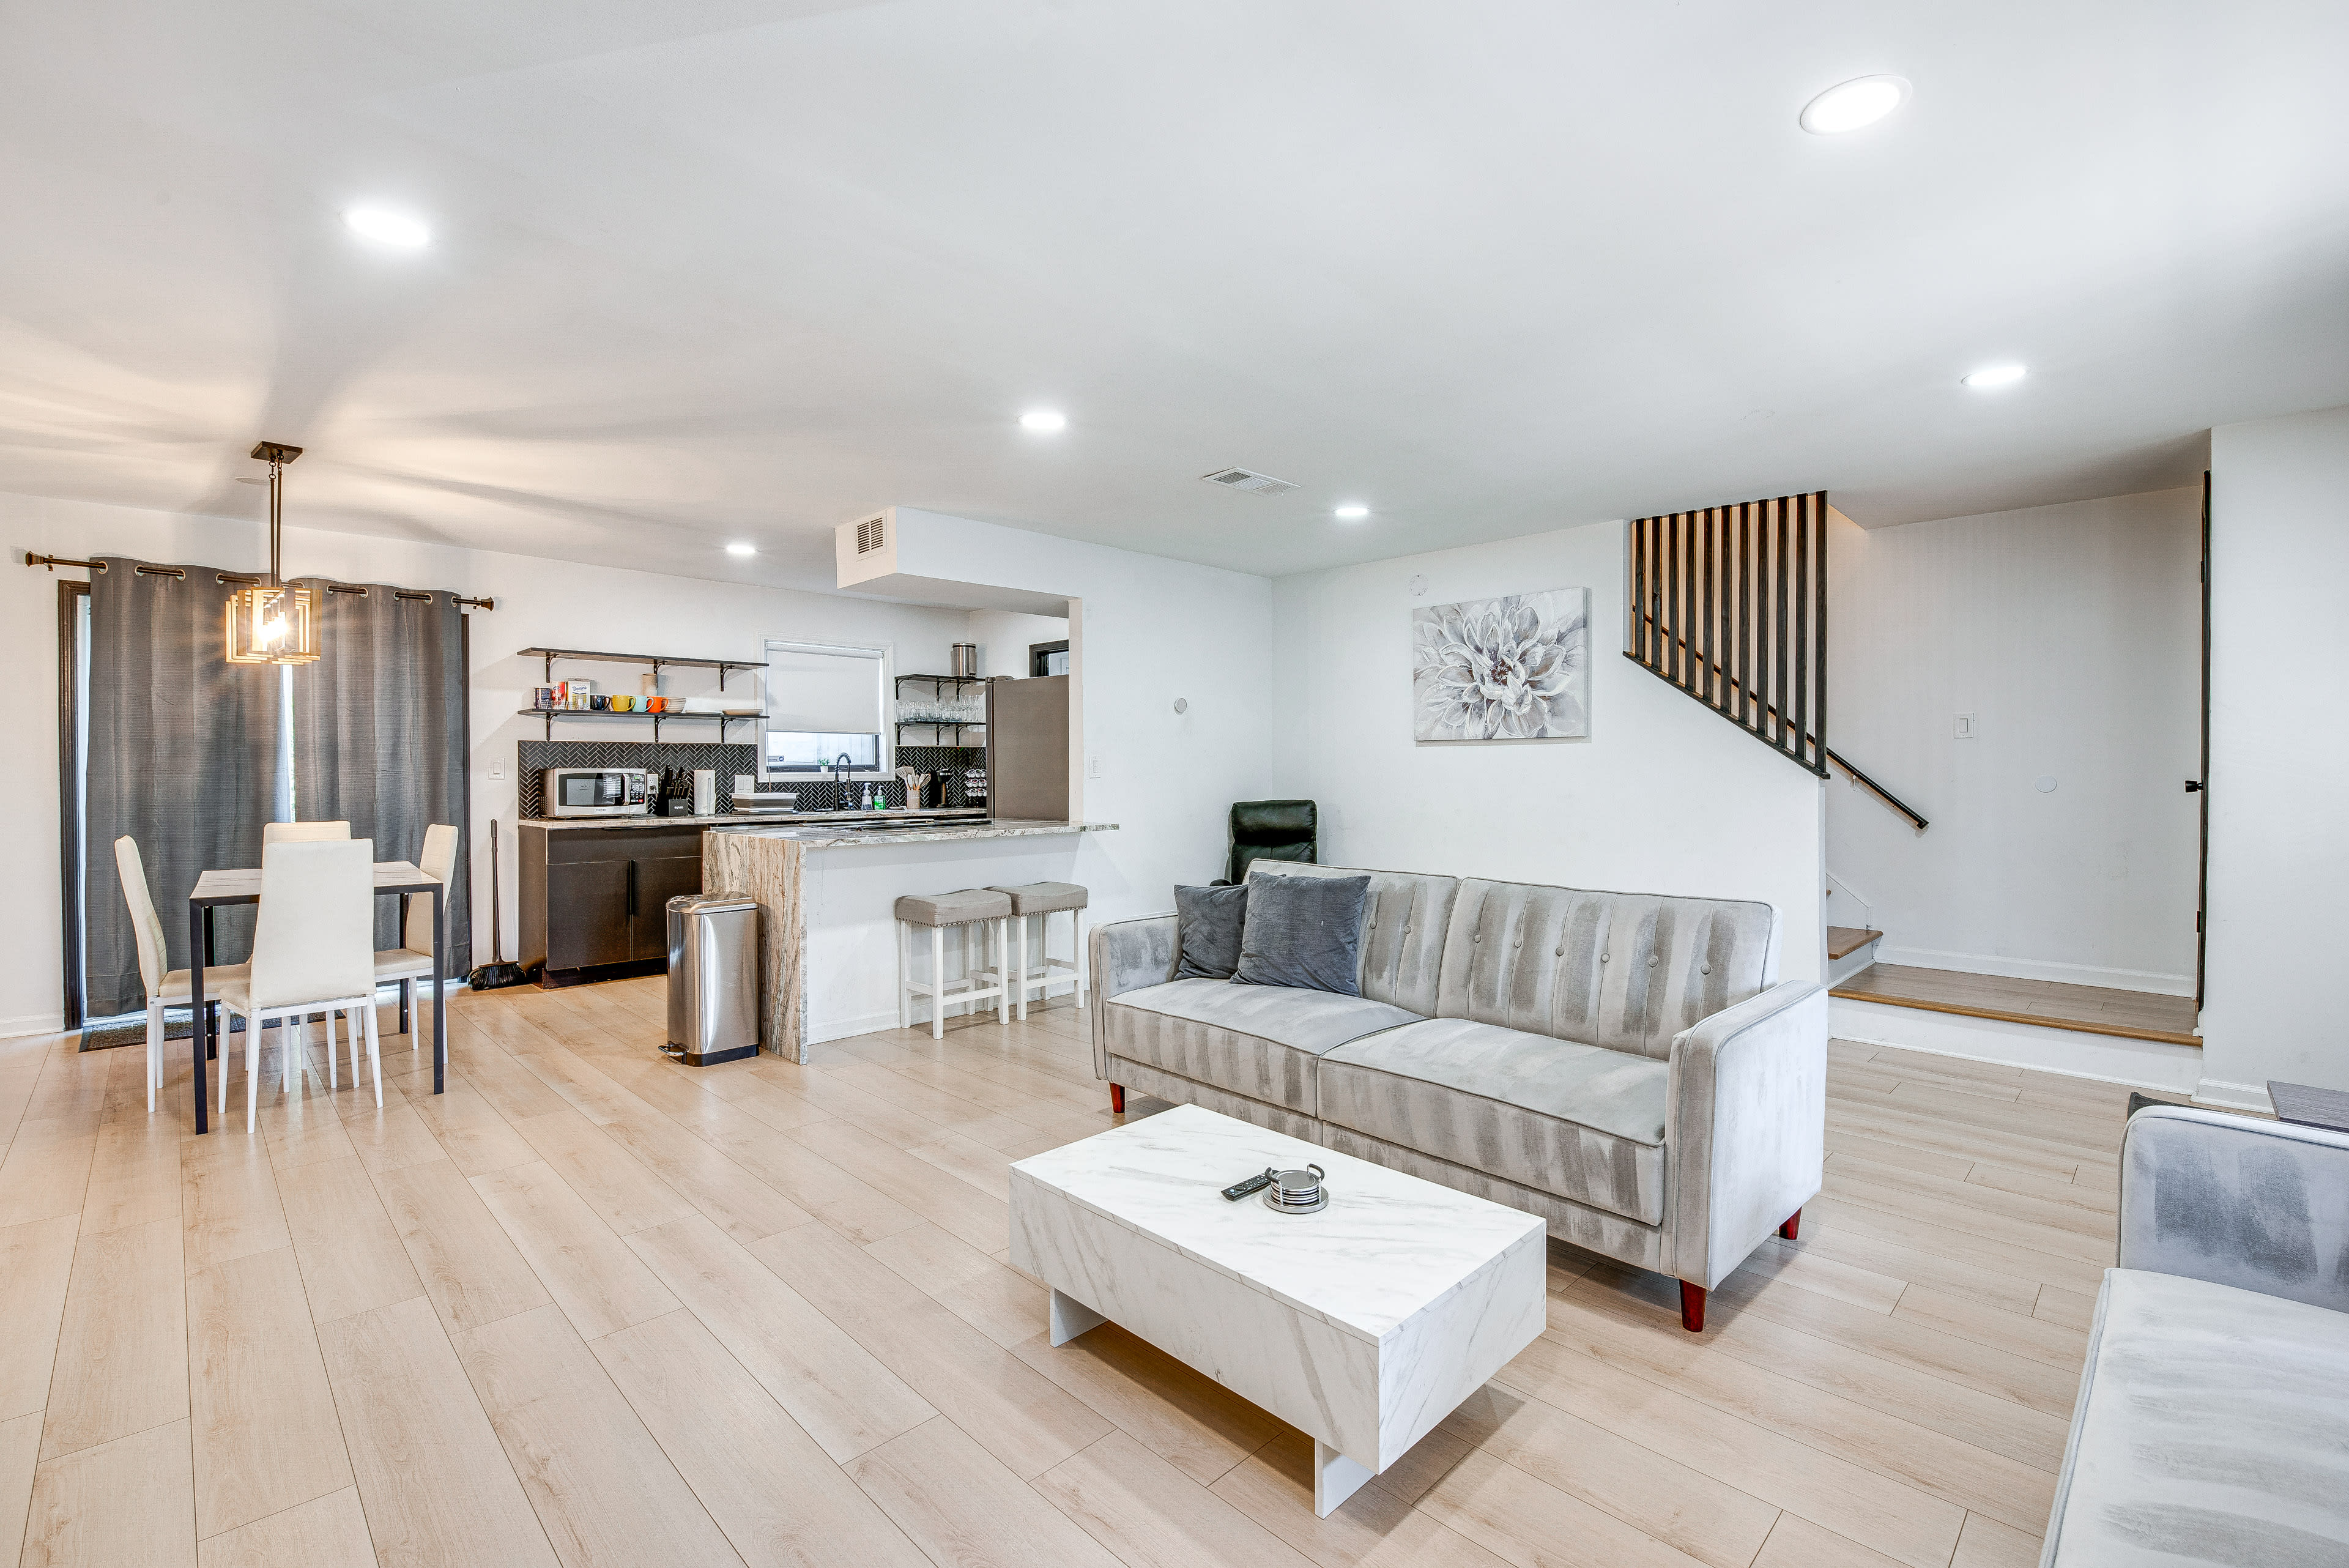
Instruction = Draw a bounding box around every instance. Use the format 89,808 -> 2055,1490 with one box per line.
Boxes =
23,552 -> 494,608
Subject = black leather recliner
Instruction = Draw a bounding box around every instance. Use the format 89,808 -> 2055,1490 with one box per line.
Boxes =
1222,799 -> 1316,885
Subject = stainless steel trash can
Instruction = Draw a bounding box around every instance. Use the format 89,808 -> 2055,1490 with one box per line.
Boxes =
665,894 -> 761,1066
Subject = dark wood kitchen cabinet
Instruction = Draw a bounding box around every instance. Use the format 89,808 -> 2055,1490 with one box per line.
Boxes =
518,823 -> 703,984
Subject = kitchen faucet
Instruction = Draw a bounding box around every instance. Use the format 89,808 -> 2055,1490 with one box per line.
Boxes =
833,752 -> 853,809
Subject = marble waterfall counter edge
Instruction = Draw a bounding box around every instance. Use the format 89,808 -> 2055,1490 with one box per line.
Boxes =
701,820 -> 1116,1062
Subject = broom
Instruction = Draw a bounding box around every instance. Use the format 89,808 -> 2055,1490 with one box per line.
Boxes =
467,820 -> 529,990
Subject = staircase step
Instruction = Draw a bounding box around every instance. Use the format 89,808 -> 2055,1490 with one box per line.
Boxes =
1830,963 -> 2199,1047
1826,926 -> 1884,960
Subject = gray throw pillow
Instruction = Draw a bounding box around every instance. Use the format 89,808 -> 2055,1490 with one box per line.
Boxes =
1174,884 -> 1249,979
1234,874 -> 1368,996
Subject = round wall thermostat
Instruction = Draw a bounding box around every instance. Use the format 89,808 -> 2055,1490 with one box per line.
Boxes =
1172,697 -> 1189,715
1408,574 -> 1428,596
2034,775 -> 2058,793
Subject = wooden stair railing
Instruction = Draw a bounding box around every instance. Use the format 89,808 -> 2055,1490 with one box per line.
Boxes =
1626,492 -> 1929,830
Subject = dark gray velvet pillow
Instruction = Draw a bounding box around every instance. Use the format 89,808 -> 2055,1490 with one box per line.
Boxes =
1234,874 -> 1368,996
1174,883 -> 1249,979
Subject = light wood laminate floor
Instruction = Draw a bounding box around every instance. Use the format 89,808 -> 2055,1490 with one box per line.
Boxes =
0,983 -> 2123,1568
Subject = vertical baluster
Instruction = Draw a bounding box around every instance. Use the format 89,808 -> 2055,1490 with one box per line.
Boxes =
1793,492 -> 1811,764
1737,500 -> 1753,734
1646,515 -> 1660,671
1702,507 -> 1716,708
1814,489 -> 1829,772
1774,495 -> 1791,754
1635,515 -> 1653,663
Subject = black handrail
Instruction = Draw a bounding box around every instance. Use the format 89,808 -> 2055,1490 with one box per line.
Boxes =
1824,748 -> 1928,832
1628,604 -> 1928,831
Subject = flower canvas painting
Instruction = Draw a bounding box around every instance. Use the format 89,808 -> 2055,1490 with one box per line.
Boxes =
1411,589 -> 1590,741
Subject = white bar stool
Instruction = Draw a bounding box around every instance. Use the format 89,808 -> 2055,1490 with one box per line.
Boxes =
985,882 -> 1089,1020
895,889 -> 1014,1040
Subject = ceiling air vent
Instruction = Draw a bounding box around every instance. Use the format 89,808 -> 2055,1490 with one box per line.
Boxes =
1200,467 -> 1299,497
855,515 -> 887,554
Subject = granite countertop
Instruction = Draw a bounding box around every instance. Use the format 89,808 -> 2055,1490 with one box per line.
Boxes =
713,818 -> 1119,849
522,808 -> 991,832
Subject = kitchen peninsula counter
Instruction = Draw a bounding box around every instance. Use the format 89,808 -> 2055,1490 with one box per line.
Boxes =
713,817 -> 1115,848
702,819 -> 1118,1062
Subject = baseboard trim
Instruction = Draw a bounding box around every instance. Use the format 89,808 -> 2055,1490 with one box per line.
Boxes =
1831,997 -> 2202,1095
0,1012 -> 65,1040
809,1006 -> 907,1045
2188,1077 -> 2276,1115
1874,945 -> 2195,998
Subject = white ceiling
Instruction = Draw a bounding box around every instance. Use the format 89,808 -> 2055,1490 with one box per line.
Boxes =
4,0 -> 2345,587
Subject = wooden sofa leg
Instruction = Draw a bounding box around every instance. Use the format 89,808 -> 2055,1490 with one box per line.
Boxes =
1679,1282 -> 1706,1334
1109,1083 -> 1125,1114
1779,1209 -> 1802,1241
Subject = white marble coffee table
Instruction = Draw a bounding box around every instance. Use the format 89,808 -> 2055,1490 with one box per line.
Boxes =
1008,1103 -> 1546,1515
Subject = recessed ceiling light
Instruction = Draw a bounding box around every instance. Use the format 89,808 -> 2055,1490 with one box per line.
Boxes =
343,207 -> 431,247
725,541 -> 757,557
1798,75 -> 1910,135
1334,505 -> 1370,521
1962,363 -> 2028,389
1019,410 -> 1067,433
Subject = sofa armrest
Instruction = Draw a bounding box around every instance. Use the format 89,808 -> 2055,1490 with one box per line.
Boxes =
1087,914 -> 1178,1080
1666,980 -> 1828,1291
2118,1104 -> 2349,1313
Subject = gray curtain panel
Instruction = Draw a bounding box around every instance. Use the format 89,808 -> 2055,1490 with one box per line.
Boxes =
290,580 -> 470,971
84,557 -> 284,1016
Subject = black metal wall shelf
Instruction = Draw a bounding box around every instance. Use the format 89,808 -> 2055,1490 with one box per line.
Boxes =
520,646 -> 763,687
894,673 -> 987,689
518,707 -> 765,741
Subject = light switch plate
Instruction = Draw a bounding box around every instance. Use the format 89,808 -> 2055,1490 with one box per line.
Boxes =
1088,754 -> 1103,779
491,758 -> 506,779
1953,713 -> 1975,740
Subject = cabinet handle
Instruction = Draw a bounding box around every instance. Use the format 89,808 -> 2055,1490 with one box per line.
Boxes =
627,860 -> 638,916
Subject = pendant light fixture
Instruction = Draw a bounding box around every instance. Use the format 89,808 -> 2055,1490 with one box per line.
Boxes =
225,440 -> 320,665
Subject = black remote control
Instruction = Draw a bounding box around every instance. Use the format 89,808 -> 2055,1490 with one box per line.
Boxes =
1221,1169 -> 1274,1202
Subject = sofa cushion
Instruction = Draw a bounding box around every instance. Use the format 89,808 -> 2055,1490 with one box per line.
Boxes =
1249,863 -> 1460,1016
1104,979 -> 1421,1115
2045,1268 -> 2349,1566
1318,1017 -> 1669,1225
1173,883 -> 1249,980
1235,874 -> 1370,995
1438,880 -> 1777,1061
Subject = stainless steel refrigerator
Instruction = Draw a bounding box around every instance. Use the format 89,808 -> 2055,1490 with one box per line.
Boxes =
985,675 -> 1070,821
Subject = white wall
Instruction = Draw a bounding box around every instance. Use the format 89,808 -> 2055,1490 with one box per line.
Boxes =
1825,488 -> 2203,992
2200,404 -> 2349,1107
880,507 -> 1283,937
965,610 -> 1068,679
1267,519 -> 1827,984
2,489 -> 974,1035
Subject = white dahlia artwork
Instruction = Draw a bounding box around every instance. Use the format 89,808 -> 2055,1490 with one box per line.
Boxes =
1411,588 -> 1590,742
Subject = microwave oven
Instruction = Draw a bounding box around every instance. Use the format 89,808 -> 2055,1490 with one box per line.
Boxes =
543,767 -> 651,818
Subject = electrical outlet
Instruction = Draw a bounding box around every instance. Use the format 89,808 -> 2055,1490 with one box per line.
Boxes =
1087,754 -> 1103,780
491,758 -> 505,779
1953,713 -> 1975,740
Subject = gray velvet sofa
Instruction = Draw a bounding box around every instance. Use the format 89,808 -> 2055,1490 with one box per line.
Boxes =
2040,1105 -> 2349,1566
1087,862 -> 1829,1330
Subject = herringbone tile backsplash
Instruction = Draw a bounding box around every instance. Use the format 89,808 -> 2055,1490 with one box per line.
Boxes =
516,740 -> 985,816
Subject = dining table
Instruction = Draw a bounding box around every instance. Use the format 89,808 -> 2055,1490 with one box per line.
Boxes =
185,859 -> 447,1134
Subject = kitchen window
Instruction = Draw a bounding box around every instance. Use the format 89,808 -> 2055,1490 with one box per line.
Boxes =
763,639 -> 890,779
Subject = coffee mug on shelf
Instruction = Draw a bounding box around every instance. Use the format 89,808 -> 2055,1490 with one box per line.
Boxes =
590,695 -> 611,711
618,695 -> 639,712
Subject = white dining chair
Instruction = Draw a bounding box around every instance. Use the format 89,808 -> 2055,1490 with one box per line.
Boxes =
213,839 -> 381,1130
376,824 -> 458,1047
113,836 -> 249,1114
262,820 -> 350,844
